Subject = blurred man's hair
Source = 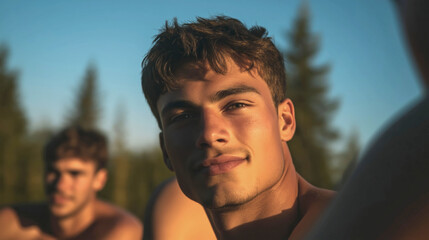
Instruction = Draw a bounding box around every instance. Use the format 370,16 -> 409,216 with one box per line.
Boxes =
44,126 -> 108,170
141,16 -> 287,128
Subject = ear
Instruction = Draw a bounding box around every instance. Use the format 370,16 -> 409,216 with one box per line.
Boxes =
159,132 -> 174,171
277,98 -> 296,142
93,168 -> 107,191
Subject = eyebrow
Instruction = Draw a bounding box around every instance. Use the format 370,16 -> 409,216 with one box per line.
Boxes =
160,85 -> 260,117
211,85 -> 260,102
161,100 -> 197,117
68,169 -> 86,175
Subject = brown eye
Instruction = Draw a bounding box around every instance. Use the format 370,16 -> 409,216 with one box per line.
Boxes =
69,171 -> 83,177
171,112 -> 193,123
226,102 -> 248,111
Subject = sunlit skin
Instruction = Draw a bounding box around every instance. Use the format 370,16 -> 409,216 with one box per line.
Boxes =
149,178 -> 217,240
156,60 -> 333,239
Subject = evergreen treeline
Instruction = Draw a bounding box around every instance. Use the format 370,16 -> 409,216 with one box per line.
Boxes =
285,4 -> 360,189
285,4 -> 339,188
0,4 -> 359,221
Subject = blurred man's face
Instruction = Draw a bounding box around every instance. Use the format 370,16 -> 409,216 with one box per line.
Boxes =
45,158 -> 106,218
157,60 -> 290,209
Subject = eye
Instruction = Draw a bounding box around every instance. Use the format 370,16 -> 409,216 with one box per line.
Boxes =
225,102 -> 249,111
69,170 -> 83,177
170,112 -> 193,123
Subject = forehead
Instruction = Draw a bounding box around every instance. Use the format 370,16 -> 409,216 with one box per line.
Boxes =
157,60 -> 271,109
48,157 -> 96,171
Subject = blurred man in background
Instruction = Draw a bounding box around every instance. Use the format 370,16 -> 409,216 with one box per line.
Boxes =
141,16 -> 334,240
0,126 -> 143,240
306,0 -> 429,239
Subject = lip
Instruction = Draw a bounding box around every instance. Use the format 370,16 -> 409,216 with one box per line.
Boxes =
195,155 -> 247,176
50,194 -> 70,205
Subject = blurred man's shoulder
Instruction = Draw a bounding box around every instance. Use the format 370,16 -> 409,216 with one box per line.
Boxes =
0,203 -> 50,240
1,203 -> 49,224
93,200 -> 143,240
0,206 -> 21,230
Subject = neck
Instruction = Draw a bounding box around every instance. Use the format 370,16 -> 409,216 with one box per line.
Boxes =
50,198 -> 97,238
206,146 -> 300,240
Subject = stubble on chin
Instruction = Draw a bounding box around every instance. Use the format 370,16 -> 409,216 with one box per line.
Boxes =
198,184 -> 260,211
50,194 -> 93,219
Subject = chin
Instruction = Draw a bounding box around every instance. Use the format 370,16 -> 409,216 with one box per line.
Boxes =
202,190 -> 258,210
50,205 -> 77,219
50,208 -> 70,218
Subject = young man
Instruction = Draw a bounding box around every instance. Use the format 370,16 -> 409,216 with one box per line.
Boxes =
0,126 -> 143,240
141,16 -> 334,239
306,0 -> 429,239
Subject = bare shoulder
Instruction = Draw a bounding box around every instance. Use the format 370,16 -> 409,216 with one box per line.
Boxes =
92,200 -> 143,240
0,206 -> 19,220
0,204 -> 48,240
289,176 -> 335,240
154,178 -> 189,215
153,177 -> 206,222
0,207 -> 21,235
148,178 -> 216,240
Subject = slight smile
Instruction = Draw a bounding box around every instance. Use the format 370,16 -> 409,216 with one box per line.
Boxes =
196,155 -> 247,176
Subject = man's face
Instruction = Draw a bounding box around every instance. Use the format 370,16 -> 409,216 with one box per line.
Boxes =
45,158 -> 106,218
157,60 -> 291,209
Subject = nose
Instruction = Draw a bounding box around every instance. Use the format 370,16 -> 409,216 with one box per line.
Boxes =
54,174 -> 69,192
196,108 -> 230,148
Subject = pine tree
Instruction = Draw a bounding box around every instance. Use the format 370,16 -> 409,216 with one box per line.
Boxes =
24,126 -> 54,201
67,63 -> 101,129
111,104 -> 130,208
0,45 -> 28,203
285,3 -> 339,188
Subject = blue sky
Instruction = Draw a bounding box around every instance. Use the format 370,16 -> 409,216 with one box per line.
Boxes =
0,0 -> 422,152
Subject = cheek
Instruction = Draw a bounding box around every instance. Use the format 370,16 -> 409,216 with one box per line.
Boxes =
234,108 -> 279,142
234,108 -> 284,166
75,178 -> 92,192
164,127 -> 195,156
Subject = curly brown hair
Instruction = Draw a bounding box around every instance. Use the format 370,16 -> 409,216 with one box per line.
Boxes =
141,16 -> 287,128
44,126 -> 108,170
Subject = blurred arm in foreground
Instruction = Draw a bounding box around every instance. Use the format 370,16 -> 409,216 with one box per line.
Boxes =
306,0 -> 429,239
